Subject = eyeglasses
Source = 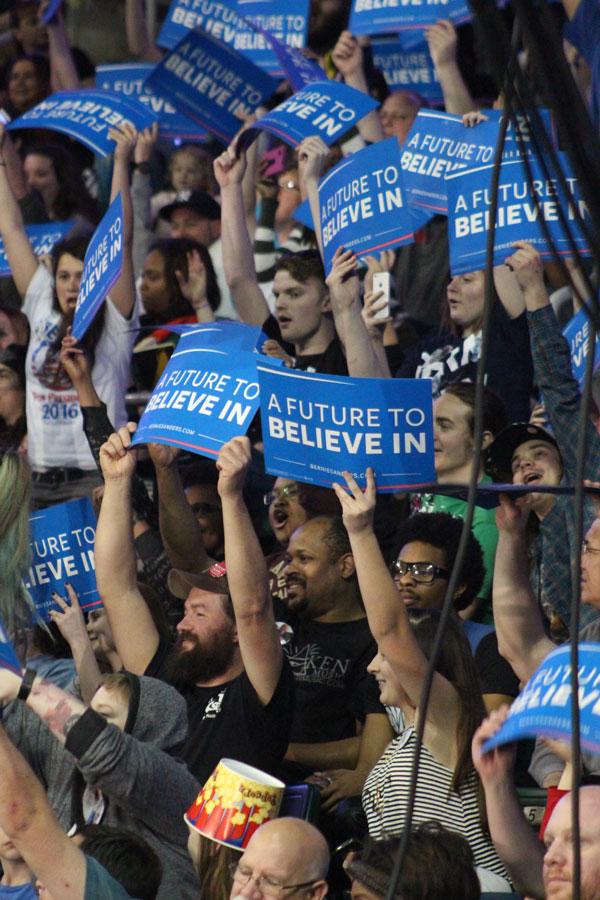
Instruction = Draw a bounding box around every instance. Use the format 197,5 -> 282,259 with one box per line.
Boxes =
278,178 -> 299,191
582,540 -> 600,555
390,560 -> 450,584
228,861 -> 316,896
263,483 -> 300,506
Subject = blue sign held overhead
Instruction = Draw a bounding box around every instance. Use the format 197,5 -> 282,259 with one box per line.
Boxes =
563,306 -> 600,388
258,362 -> 435,491
446,152 -> 592,275
132,329 -> 264,457
483,643 -> 600,755
41,0 -> 63,24
7,90 -> 157,157
318,137 -> 419,274
25,498 -> 101,624
236,0 -> 310,76
158,320 -> 267,350
158,0 -> 239,50
72,194 -> 124,341
247,20 -> 324,89
371,38 -> 443,105
145,29 -> 277,144
348,0 -> 471,35
239,79 -> 379,149
0,221 -> 74,278
0,619 -> 21,675
401,109 -> 501,214
97,63 -> 207,142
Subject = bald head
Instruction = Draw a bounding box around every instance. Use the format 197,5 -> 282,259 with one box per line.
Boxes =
230,818 -> 329,898
544,786 -> 600,900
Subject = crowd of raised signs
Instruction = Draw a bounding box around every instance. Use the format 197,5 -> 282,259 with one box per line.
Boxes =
0,0 -> 598,898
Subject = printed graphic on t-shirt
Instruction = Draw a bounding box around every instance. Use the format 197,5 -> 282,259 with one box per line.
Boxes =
415,332 -> 481,397
285,640 -> 351,688
202,689 -> 226,721
31,319 -> 72,391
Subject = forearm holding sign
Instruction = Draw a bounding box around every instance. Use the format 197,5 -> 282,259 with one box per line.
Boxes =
0,128 -> 38,297
332,32 -> 384,145
214,146 -> 270,326
47,8 -> 80,91
125,0 -> 163,62
0,724 -> 88,900
425,20 -> 474,115
107,124 -> 137,320
217,437 -> 283,706
96,425 -> 159,675
493,496 -> 553,683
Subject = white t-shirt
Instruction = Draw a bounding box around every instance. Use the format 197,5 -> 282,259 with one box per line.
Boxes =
23,265 -> 138,470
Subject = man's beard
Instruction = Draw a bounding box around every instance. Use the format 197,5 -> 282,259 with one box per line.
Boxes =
163,627 -> 236,685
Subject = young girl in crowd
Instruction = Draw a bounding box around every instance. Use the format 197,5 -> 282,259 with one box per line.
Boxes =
333,468 -> 511,887
0,123 -> 138,507
150,143 -> 217,227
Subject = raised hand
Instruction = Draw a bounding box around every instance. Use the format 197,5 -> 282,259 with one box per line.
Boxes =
332,468 -> 377,534
216,436 -> 252,498
99,423 -> 138,481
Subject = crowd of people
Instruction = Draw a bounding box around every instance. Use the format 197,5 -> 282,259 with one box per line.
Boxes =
0,0 -> 598,897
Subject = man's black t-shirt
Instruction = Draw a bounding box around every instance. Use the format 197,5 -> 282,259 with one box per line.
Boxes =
275,604 -> 384,743
262,315 -> 348,376
145,640 -> 295,785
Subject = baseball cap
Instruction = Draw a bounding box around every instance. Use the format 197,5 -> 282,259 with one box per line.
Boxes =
168,561 -> 229,599
485,422 -> 560,481
160,190 -> 221,222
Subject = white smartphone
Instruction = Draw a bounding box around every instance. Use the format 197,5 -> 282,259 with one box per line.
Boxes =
372,272 -> 391,321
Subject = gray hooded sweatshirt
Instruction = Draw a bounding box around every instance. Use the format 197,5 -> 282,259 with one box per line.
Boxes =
4,674 -> 201,900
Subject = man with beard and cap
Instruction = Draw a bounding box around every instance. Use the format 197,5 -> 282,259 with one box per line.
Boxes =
95,426 -> 294,785
0,668 -> 200,900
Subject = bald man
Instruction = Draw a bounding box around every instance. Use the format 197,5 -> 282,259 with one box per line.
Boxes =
229,818 -> 329,899
543,786 -> 600,900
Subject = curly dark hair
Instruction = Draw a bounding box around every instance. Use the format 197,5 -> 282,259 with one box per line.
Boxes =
148,237 -> 221,319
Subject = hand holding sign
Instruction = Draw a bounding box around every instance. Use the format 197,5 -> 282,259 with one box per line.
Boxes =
99,424 -> 138,482
504,241 -> 545,296
135,123 -> 159,165
424,19 -> 459,69
325,247 -> 360,315
297,134 -> 330,185
216,436 -> 252,499
59,330 -> 91,390
110,121 -> 138,162
331,31 -> 365,81
332,468 -> 377,535
214,143 -> 247,190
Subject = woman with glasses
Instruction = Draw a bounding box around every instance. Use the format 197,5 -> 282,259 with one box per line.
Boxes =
332,468 -> 511,888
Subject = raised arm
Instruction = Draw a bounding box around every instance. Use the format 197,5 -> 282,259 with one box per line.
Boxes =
424,20 -> 474,115
48,584 -> 103,704
332,31 -> 384,144
216,437 -> 283,705
131,123 -> 159,276
45,3 -> 80,91
332,469 -> 459,727
297,135 -> 329,260
493,495 -> 554,682
125,0 -> 163,62
107,124 -> 137,320
96,424 -> 159,674
149,442 -> 212,574
214,145 -> 270,325
0,127 -> 38,297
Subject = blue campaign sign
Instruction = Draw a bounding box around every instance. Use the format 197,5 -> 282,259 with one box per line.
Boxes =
41,0 -> 63,24
159,320 -> 267,350
318,137 -> 418,274
446,152 -> 592,275
145,29 -> 277,144
563,306 -> 600,387
240,80 -> 379,149
401,110 -> 501,214
158,0 -> 239,50
72,194 -> 124,341
0,619 -> 21,675
246,20 -> 324,89
257,362 -> 435,491
348,0 -> 471,35
97,63 -> 207,141
236,0 -> 310,76
0,221 -> 74,278
483,643 -> 600,755
7,90 -> 157,157
25,498 -> 101,623
132,329 -> 263,457
371,38 -> 443,105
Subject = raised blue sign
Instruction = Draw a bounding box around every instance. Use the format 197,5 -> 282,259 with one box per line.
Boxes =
318,137 -> 420,274
257,362 -> 435,491
0,221 -> 74,278
236,0 -> 310,76
446,152 -> 592,275
96,63 -> 207,141
401,109 -> 500,214
371,38 -> 443,104
72,194 -> 124,341
158,0 -> 239,50
132,328 -> 263,457
145,29 -> 277,144
239,79 -> 379,148
348,0 -> 471,35
483,643 -> 600,755
25,498 -> 101,623
7,90 -> 157,157
563,306 -> 600,388
247,19 -> 324,88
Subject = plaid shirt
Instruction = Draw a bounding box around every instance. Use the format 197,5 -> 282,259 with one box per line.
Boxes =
528,306 -> 600,632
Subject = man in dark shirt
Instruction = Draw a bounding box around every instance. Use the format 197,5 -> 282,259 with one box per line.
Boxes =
95,427 -> 293,785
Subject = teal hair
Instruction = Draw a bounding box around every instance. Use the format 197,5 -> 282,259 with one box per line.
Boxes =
0,453 -> 35,639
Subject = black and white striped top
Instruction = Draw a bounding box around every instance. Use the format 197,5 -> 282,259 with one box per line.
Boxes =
362,727 -> 509,880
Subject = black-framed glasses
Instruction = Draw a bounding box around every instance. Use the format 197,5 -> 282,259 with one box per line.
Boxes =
390,560 -> 450,584
263,483 -> 300,506
582,540 -> 600,555
228,861 -> 316,896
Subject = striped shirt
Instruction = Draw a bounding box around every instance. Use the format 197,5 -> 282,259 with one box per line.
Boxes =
363,728 -> 509,880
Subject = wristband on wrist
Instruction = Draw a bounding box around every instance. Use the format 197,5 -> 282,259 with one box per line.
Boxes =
18,668 -> 37,702
132,161 -> 151,175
